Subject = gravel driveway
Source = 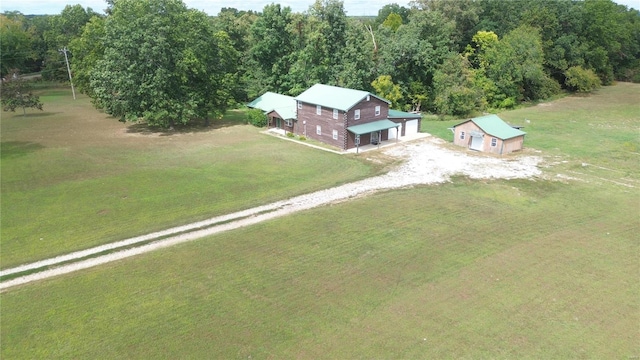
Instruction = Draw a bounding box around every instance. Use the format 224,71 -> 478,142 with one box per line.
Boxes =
0,136 -> 542,290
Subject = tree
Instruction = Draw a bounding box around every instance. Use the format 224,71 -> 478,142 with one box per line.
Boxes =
371,75 -> 403,108
247,4 -> 294,96
69,15 -> 105,98
89,0 -> 239,128
0,73 -> 44,115
433,54 -> 480,116
41,5 -> 98,81
0,14 -> 35,77
381,13 -> 402,32
564,66 -> 601,92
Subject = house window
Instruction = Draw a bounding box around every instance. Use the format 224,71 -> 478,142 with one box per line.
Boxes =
316,125 -> 321,135
316,105 -> 322,115
375,105 -> 380,116
354,109 -> 360,120
285,118 -> 293,127
366,95 -> 370,101
491,138 -> 497,147
297,101 -> 302,109
333,109 -> 338,119
460,131 -> 465,140
332,129 -> 338,140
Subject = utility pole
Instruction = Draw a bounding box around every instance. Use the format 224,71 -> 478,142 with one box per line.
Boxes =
59,47 -> 76,100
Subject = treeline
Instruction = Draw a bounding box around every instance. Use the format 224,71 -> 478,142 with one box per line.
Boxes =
2,0 -> 638,125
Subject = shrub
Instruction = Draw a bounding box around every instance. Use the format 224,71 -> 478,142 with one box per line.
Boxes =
286,132 -> 295,138
299,136 -> 306,141
565,66 -> 602,93
246,108 -> 267,127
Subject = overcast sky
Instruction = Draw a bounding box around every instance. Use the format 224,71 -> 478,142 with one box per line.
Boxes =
1,0 -> 637,17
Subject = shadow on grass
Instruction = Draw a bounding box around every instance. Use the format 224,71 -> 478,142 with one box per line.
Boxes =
3,112 -> 60,118
125,111 -> 249,136
1,141 -> 45,159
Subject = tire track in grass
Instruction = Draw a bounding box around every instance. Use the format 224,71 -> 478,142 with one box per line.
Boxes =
0,137 -> 543,291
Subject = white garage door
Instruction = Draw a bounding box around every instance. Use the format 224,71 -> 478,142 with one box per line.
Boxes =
405,120 -> 419,136
388,123 -> 402,139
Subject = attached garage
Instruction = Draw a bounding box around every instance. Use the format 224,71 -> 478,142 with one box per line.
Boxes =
388,109 -> 421,138
452,115 -> 526,155
404,119 -> 419,136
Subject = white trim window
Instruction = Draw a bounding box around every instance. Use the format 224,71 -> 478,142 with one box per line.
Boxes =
491,137 -> 498,147
332,129 -> 338,140
354,109 -> 360,120
297,101 -> 302,109
333,109 -> 338,119
316,105 -> 322,115
285,118 -> 293,127
316,125 -> 321,135
460,131 -> 465,140
375,105 -> 381,116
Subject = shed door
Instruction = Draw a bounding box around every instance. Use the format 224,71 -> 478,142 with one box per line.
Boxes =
405,120 -> 418,136
470,135 -> 483,151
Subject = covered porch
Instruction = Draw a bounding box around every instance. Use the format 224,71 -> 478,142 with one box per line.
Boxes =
347,119 -> 400,153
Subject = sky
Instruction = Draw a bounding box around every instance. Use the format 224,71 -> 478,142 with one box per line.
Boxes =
0,0 -> 637,17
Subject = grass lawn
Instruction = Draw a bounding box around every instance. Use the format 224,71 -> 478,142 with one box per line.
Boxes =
1,85 -> 385,268
1,179 -> 637,358
1,83 -> 638,358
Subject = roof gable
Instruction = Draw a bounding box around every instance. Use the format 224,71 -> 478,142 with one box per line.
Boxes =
294,84 -> 390,111
247,92 -> 297,120
456,115 -> 526,140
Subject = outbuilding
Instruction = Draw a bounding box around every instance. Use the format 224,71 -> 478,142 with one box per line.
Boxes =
452,115 -> 526,155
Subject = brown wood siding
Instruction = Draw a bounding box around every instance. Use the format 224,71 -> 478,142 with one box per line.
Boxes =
297,96 -> 390,150
267,111 -> 295,133
296,103 -> 346,148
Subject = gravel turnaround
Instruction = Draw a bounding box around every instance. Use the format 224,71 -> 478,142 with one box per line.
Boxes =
0,137 -> 542,291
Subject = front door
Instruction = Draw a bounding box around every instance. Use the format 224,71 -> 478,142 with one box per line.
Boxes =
275,117 -> 282,129
371,131 -> 379,145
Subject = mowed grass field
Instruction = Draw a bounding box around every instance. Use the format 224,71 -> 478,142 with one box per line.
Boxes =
1,86 -> 384,267
2,84 -> 639,358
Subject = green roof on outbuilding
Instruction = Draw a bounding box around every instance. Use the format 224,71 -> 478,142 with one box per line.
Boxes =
295,84 -> 390,111
247,92 -> 297,120
456,114 -> 526,140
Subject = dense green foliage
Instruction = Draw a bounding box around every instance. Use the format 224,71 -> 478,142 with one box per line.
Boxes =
2,0 -> 639,121
89,0 -> 239,128
246,107 -> 268,127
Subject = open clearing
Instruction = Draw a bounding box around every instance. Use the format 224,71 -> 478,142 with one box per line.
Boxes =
1,83 -> 638,358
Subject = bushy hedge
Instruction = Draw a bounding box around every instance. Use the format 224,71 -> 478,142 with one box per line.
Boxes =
246,108 -> 267,127
565,66 -> 602,93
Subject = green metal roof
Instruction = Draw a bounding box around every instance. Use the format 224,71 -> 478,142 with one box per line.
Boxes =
247,92 -> 297,120
347,119 -> 399,135
457,115 -> 526,140
295,84 -> 390,111
388,109 -> 422,119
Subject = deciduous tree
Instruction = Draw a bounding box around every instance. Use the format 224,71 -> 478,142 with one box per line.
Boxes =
0,73 -> 43,115
89,0 -> 239,128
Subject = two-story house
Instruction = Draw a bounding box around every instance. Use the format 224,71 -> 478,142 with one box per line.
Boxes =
295,84 -> 401,150
249,84 -> 422,151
